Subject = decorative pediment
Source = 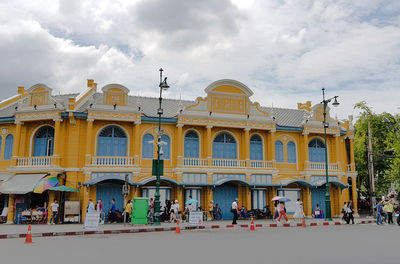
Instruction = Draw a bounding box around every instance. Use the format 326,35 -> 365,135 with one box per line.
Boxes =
101,84 -> 129,106
182,80 -> 272,125
27,84 -> 53,106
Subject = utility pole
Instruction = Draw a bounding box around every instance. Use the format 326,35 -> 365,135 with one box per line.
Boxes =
367,122 -> 376,215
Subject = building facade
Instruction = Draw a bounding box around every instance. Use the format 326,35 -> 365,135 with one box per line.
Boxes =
0,79 -> 357,222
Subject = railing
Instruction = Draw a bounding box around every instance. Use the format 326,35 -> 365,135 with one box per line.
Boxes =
91,156 -> 135,166
182,158 -> 208,167
250,160 -> 275,169
212,159 -> 246,168
16,156 -> 54,167
308,162 -> 339,171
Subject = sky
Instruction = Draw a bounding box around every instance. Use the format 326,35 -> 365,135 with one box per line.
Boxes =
0,0 -> 399,120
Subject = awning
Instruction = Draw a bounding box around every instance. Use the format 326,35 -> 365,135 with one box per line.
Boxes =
49,186 -> 79,192
312,179 -> 349,189
0,173 -> 11,182
0,173 -> 47,194
281,179 -> 313,188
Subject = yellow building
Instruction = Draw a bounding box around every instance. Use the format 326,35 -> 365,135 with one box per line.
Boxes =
0,79 -> 357,222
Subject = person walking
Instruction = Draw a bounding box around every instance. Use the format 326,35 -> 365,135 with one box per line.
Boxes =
208,201 -> 214,220
169,200 -> 176,222
384,200 -> 394,224
346,201 -> 354,224
231,198 -> 239,225
341,202 -> 348,223
96,199 -> 104,224
293,198 -> 304,223
273,201 -> 279,221
109,198 -> 116,223
87,199 -> 95,213
125,200 -> 132,223
376,200 -> 383,225
277,201 -> 289,223
49,199 -> 59,225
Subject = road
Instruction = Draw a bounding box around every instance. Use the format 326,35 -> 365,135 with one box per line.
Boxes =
1,224 -> 399,264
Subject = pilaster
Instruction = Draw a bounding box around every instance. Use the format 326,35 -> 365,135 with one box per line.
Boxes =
7,194 -> 15,224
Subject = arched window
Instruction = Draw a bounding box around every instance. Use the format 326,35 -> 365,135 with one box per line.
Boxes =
160,135 -> 170,160
142,133 -> 154,159
287,141 -> 296,163
184,130 -> 199,158
4,134 -> 13,160
97,126 -> 127,156
275,140 -> 284,162
308,138 -> 326,162
33,126 -> 54,156
213,133 -> 237,159
250,134 -> 263,160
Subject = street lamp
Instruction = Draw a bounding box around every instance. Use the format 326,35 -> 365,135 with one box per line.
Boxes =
153,68 -> 169,226
321,88 -> 339,221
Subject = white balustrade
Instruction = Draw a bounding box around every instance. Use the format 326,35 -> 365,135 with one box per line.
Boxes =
212,159 -> 246,168
17,157 -> 53,167
91,156 -> 135,166
250,160 -> 275,169
182,158 -> 208,167
309,162 -> 339,171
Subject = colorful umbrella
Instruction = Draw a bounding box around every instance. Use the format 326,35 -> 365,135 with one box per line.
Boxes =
185,198 -> 198,204
278,197 -> 291,203
271,196 -> 283,201
33,175 -> 59,193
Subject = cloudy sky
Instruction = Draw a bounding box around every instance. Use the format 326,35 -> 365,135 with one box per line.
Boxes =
0,0 -> 399,120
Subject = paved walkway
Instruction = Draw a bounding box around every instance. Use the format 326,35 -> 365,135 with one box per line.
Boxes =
0,216 -> 377,236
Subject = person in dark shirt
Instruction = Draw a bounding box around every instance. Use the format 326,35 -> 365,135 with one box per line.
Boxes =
109,198 -> 116,223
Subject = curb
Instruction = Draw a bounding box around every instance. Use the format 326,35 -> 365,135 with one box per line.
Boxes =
0,220 -> 374,240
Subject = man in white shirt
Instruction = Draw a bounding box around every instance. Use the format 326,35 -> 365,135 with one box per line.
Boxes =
49,199 -> 59,225
231,198 -> 239,225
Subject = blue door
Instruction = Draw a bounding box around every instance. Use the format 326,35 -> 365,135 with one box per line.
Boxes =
308,139 -> 326,162
96,182 -> 123,221
33,126 -> 54,156
213,133 -> 237,159
213,183 -> 238,220
311,187 -> 326,214
97,126 -> 127,156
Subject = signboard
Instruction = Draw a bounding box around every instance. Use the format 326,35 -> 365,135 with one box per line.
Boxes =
189,211 -> 203,226
65,201 -> 80,215
84,213 -> 100,231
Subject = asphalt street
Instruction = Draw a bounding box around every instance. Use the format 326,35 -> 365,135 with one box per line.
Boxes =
1,224 -> 399,264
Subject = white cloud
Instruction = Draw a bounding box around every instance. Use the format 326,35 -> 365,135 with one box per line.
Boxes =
0,0 -> 399,119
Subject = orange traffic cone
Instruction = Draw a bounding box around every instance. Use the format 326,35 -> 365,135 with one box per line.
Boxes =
25,225 -> 32,244
175,219 -> 180,234
250,216 -> 255,231
302,217 -> 306,228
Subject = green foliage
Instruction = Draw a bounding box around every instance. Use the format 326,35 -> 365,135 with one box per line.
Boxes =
354,102 -> 400,198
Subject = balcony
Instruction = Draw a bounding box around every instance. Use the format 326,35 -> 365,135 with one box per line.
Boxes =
88,156 -> 138,167
181,158 -> 275,170
14,156 -> 60,168
306,162 -> 340,171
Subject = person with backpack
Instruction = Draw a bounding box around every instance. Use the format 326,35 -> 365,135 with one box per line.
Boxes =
346,201 -> 354,224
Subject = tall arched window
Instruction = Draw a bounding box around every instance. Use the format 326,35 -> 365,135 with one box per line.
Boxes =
33,126 -> 54,156
4,134 -> 13,160
213,133 -> 237,159
275,140 -> 284,162
184,130 -> 199,158
97,126 -> 127,156
308,138 -> 326,162
250,134 -> 263,160
142,133 -> 154,159
160,135 -> 170,160
287,141 -> 296,163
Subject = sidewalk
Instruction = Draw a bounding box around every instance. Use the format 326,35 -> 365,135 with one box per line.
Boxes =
0,217 -> 376,238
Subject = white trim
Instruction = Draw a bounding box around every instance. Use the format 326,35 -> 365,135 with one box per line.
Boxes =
204,79 -> 254,97
101,84 -> 129,93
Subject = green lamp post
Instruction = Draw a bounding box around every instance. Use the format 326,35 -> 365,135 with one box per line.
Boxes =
321,88 -> 339,221
152,68 -> 169,226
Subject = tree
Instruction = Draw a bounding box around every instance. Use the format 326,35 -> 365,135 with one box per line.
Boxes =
354,102 -> 400,199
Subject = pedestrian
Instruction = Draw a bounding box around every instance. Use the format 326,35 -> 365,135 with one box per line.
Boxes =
169,200 -> 176,222
96,199 -> 104,224
49,199 -> 59,225
148,198 -> 154,224
341,202 -> 348,223
209,201 -> 214,220
376,200 -> 383,225
273,201 -> 279,221
125,200 -> 132,223
87,198 -> 95,213
174,200 -> 180,220
314,204 -> 321,218
231,198 -> 239,225
109,198 -> 116,223
293,198 -> 305,223
213,204 -> 222,220
277,201 -> 289,223
383,200 -> 394,224
346,201 -> 354,224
